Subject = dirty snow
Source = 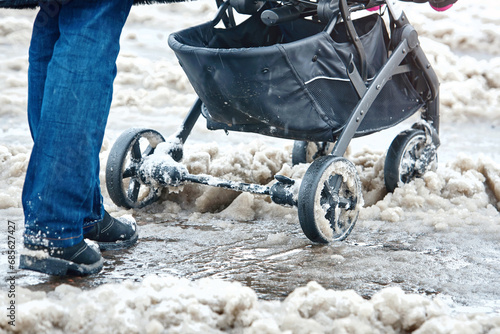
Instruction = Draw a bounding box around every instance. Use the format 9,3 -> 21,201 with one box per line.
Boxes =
1,0 -> 500,333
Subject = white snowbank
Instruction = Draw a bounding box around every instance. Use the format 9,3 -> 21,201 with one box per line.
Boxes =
354,151 -> 500,237
2,138 -> 498,237
0,145 -> 29,209
1,275 -> 499,334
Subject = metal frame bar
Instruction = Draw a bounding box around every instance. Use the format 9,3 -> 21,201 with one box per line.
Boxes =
175,98 -> 202,145
332,38 -> 411,157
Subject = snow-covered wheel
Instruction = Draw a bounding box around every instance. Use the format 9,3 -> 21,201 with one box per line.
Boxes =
292,141 -> 334,165
106,128 -> 165,209
384,128 -> 438,192
298,156 -> 362,243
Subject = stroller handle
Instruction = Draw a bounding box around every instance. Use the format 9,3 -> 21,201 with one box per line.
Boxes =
261,5 -> 301,26
241,0 -> 455,27
259,0 -> 385,27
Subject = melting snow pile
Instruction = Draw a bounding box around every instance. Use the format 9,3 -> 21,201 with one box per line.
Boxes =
132,140 -> 500,243
1,275 -> 500,334
0,145 -> 28,209
355,151 -> 500,235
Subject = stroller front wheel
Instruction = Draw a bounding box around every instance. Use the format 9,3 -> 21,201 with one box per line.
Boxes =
298,156 -> 362,243
106,128 -> 166,209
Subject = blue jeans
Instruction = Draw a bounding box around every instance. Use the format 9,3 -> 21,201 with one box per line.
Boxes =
23,0 -> 133,248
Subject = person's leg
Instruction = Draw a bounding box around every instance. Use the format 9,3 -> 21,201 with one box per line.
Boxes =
22,0 -> 133,250
27,8 -> 60,141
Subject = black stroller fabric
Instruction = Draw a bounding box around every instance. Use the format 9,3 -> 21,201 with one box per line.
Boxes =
169,12 -> 424,142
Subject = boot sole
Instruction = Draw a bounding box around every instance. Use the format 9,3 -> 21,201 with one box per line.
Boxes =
97,230 -> 139,251
19,254 -> 103,276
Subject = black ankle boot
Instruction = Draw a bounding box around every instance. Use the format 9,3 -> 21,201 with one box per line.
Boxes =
20,240 -> 103,276
83,211 -> 138,251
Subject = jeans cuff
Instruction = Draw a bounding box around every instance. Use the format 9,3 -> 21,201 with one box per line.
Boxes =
24,232 -> 83,248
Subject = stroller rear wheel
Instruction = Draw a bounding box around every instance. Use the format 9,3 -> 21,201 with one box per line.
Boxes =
384,128 -> 438,192
106,128 -> 165,209
292,141 -> 334,165
298,156 -> 362,243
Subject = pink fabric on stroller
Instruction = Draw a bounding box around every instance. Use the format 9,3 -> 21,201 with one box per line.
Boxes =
367,1 -> 454,12
430,3 -> 453,11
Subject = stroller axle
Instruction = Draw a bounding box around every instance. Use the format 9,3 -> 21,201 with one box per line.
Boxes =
139,158 -> 299,207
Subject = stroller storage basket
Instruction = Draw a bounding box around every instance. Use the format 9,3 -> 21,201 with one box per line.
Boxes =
168,12 -> 424,142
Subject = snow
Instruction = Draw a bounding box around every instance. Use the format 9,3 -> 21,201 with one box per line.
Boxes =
1,0 -> 500,332
2,276 -> 499,334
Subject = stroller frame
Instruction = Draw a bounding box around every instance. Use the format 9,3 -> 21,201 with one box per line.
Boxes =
106,0 -> 440,243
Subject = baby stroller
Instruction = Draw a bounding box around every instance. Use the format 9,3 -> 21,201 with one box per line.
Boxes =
106,0 -> 440,243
